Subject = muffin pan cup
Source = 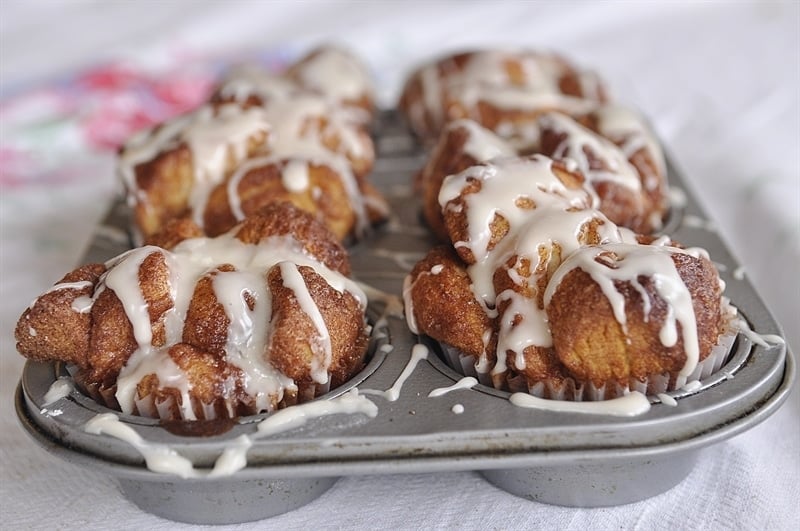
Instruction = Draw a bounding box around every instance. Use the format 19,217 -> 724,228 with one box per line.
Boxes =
15,111 -> 794,523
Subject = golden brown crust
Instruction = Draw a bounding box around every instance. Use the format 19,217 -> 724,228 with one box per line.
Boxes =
130,146 -> 196,240
407,246 -> 496,361
203,159 -> 359,241
232,202 -> 352,276
399,50 -> 607,143
417,124 -> 484,241
546,251 -> 722,390
15,263 -> 106,367
145,217 -> 204,249
267,265 -> 368,389
86,284 -> 137,387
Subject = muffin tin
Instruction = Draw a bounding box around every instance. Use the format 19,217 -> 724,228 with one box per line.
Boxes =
15,110 -> 794,524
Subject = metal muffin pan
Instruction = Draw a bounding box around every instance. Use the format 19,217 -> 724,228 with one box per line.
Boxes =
16,110 -> 794,524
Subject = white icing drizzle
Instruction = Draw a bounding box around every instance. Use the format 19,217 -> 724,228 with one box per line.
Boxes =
282,159 -> 311,192
438,155 -> 594,310
207,434 -> 254,478
96,230 -> 363,418
255,388 -> 378,437
29,280 -> 93,311
681,380 -> 703,392
538,111 -> 642,193
591,104 -> 666,188
218,66 -> 300,103
85,413 -> 198,479
41,280 -> 93,296
509,390 -> 651,416
411,51 -> 603,137
683,215 -> 716,231
211,269 -> 295,412
668,187 -> 687,209
545,243 -> 701,379
428,376 -> 478,397
494,207 -> 623,370
84,414 -> 254,479
402,274 -> 420,335
657,393 -> 678,407
83,390 -> 378,479
43,377 -> 74,406
454,119 -> 517,162
439,156 -> 627,374
278,262 -> 332,385
733,317 -> 786,348
292,47 -> 372,103
448,51 -> 600,117
71,296 -> 94,314
361,344 -> 429,402
118,103 -> 272,226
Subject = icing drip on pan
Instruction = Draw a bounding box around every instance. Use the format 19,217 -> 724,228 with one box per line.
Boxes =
83,388 -> 378,479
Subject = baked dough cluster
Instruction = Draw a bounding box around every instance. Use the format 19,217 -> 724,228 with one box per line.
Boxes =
17,203 -> 370,420
402,50 -> 730,399
121,45 -> 388,244
399,49 -> 607,144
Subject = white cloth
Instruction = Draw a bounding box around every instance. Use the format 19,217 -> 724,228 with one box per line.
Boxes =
1,1 -> 798,529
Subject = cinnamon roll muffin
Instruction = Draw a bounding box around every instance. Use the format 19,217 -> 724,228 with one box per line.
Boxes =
399,49 -> 607,144
16,204 -> 370,420
405,155 -> 732,400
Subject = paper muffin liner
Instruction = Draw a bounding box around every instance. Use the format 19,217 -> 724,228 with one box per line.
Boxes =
438,328 -> 737,401
440,344 -> 494,387
73,375 -> 332,421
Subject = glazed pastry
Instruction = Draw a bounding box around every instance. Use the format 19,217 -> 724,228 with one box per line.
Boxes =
398,49 -> 607,144
119,102 -> 272,241
417,110 -> 667,239
122,44 -> 386,244
405,155 -> 731,399
120,95 -> 386,243
286,45 -> 375,118
415,119 -> 516,241
16,203 -> 370,420
545,243 -> 724,395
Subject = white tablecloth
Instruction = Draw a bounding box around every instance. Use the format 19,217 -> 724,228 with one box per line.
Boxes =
1,1 -> 798,529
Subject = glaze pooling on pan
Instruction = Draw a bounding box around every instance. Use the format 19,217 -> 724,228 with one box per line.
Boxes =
82,388 -> 378,479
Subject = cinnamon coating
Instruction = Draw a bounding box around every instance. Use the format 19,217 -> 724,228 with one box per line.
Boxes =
16,204 -> 369,419
546,245 -> 723,391
405,153 -> 727,399
418,113 -> 667,239
399,49 -> 607,143
16,264 -> 106,367
405,246 -> 496,363
122,45 -> 385,244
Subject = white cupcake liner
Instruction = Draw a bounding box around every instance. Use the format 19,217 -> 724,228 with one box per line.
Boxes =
439,329 -> 738,401
81,377 -> 332,421
441,344 -> 494,387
